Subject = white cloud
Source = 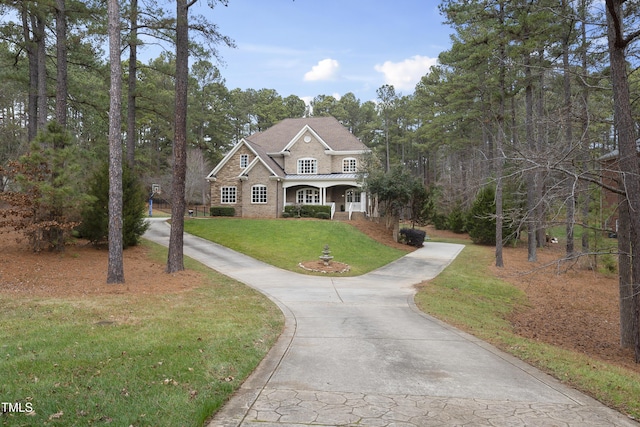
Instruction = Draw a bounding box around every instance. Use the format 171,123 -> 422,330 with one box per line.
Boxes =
304,58 -> 340,81
374,55 -> 438,91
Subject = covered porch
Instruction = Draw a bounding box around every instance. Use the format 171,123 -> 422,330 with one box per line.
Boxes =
282,175 -> 366,220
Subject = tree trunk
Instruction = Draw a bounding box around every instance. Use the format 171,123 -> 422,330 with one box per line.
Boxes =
606,0 -> 640,362
166,0 -> 189,273
55,0 -> 67,129
579,0 -> 590,254
618,194 -> 635,347
562,3 -> 575,257
21,6 -> 38,141
525,53 -> 537,262
35,13 -> 47,132
126,0 -> 138,168
495,2 -> 506,268
535,49 -> 547,250
107,0 -> 124,284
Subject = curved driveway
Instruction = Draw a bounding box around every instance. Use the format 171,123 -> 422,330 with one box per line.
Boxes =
144,219 -> 637,427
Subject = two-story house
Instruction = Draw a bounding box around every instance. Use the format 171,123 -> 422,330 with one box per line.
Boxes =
206,116 -> 371,219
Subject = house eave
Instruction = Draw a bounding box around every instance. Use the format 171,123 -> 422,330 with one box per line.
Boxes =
324,149 -> 371,156
267,151 -> 290,157
281,173 -> 362,189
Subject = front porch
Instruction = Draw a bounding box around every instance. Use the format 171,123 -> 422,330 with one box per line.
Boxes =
282,183 -> 366,220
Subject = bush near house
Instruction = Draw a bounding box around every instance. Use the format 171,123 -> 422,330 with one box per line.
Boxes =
210,207 -> 236,216
284,204 -> 331,218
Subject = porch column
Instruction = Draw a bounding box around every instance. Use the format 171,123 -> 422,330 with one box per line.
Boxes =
360,191 -> 366,212
283,187 -> 287,210
321,187 -> 326,205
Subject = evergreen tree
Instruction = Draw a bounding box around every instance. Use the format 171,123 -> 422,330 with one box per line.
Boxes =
467,185 -> 518,245
79,162 -> 149,248
0,122 -> 87,252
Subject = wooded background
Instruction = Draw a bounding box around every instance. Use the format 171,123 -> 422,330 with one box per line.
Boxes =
1,0 -> 639,357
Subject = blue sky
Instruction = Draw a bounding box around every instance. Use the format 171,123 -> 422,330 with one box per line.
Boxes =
197,0 -> 453,104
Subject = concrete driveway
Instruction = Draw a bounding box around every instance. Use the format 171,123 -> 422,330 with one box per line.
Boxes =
143,219 -> 638,427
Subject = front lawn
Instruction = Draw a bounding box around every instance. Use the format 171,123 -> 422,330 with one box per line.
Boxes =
184,218 -> 409,276
0,242 -> 283,426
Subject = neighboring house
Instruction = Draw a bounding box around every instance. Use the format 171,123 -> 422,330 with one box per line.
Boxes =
206,116 -> 371,219
597,144 -> 640,234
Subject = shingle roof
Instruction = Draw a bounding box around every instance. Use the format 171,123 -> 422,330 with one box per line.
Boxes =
244,140 -> 285,178
246,116 -> 369,152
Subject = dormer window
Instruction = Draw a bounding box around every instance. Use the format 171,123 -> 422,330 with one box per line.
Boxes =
343,158 -> 357,173
297,158 -> 317,174
240,154 -> 249,168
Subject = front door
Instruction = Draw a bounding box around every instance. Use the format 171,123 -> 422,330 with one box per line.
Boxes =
345,188 -> 361,211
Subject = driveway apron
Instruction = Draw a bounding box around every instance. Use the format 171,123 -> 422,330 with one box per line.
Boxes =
144,219 -> 638,427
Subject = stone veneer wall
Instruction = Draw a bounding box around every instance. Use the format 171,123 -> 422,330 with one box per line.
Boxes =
209,144 -> 257,217
240,164 -> 280,218
285,132 -> 331,174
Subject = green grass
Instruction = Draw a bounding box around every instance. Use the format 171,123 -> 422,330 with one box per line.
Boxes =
415,242 -> 640,420
0,241 -> 283,426
183,218 -> 409,276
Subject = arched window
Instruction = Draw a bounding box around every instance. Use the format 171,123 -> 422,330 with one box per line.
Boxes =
297,158 -> 317,174
251,185 -> 267,204
296,188 -> 320,204
342,157 -> 357,173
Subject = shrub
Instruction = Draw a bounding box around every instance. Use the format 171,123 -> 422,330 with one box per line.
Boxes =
466,185 -> 517,245
432,213 -> 449,230
284,204 -> 331,218
78,162 -> 149,248
284,205 -> 301,217
315,212 -> 330,220
399,228 -> 427,247
210,207 -> 235,217
448,204 -> 467,234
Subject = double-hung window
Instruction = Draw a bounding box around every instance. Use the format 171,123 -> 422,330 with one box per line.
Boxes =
251,185 -> 267,204
240,154 -> 249,168
342,158 -> 357,173
297,158 -> 317,174
221,186 -> 237,204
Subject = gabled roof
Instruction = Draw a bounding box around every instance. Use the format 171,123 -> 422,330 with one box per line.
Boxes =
246,116 -> 369,153
206,139 -> 285,180
207,116 -> 369,180
243,140 -> 284,178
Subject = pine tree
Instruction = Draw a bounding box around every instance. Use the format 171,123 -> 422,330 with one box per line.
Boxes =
79,163 -> 149,248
